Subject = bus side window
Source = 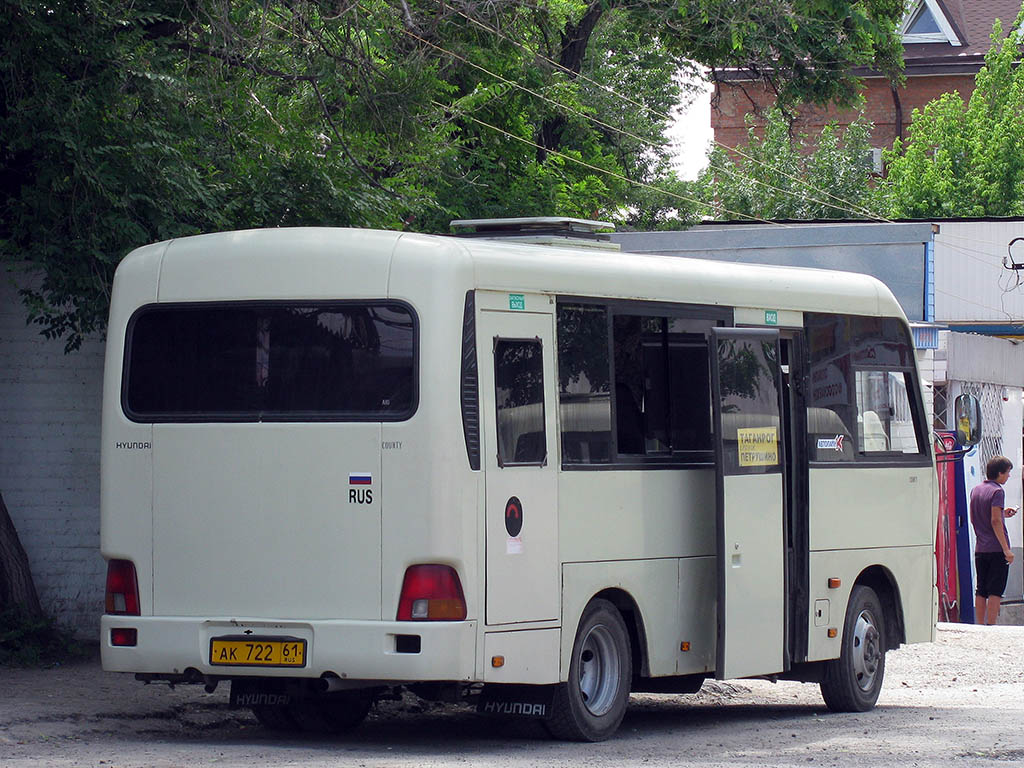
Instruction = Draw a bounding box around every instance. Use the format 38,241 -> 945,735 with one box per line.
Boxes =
557,304 -> 612,464
612,314 -> 712,459
556,300 -> 719,466
667,321 -> 712,454
854,370 -> 921,454
494,338 -> 546,466
804,313 -> 857,462
805,313 -> 927,461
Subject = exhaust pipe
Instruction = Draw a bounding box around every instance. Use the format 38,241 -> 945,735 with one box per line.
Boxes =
316,676 -> 348,693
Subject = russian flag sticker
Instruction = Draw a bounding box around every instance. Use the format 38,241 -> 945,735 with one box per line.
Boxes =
349,472 -> 372,486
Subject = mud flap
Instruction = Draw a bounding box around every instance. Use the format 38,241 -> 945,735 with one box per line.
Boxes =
229,678 -> 296,708
477,684 -> 557,718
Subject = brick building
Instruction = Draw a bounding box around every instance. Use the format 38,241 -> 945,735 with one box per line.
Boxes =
712,1 -> 1023,160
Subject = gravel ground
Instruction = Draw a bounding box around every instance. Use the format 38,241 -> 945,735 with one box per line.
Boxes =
2,622 -> 1024,767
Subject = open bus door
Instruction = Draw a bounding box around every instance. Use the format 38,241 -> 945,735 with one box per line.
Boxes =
710,328 -> 786,679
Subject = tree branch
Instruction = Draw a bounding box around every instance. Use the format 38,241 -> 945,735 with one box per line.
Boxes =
310,80 -> 400,199
170,42 -> 317,82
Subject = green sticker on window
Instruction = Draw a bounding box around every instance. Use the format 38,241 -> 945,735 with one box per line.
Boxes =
509,293 -> 525,311
764,310 -> 778,325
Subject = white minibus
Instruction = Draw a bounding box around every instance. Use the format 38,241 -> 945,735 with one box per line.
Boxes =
101,220 -> 939,740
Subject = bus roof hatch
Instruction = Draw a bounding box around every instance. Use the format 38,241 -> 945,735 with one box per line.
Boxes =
449,217 -> 619,251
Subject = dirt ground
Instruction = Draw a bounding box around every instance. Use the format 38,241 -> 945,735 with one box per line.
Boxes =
2,622 -> 1024,767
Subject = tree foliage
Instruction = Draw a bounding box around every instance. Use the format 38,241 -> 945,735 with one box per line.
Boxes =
0,604 -> 87,667
698,107 -> 876,221
690,0 -> 905,108
876,6 -> 1024,219
1,0 -> 909,348
1,1 -> 450,349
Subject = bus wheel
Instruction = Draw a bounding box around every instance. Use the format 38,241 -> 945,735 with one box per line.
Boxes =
546,599 -> 631,741
318,691 -> 374,731
251,703 -> 300,731
820,585 -> 886,712
289,691 -> 374,733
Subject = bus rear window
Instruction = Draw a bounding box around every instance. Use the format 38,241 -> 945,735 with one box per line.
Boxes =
123,302 -> 416,421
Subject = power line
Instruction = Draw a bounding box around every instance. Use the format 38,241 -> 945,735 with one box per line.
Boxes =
933,287 -> 1008,312
938,230 -> 1024,250
452,8 -> 891,223
440,105 -> 788,227
937,239 -> 1024,277
400,26 -> 668,151
711,162 -> 875,220
404,22 -> 871,221
940,240 -> 1024,312
939,241 -> 1006,268
933,286 -> 1022,324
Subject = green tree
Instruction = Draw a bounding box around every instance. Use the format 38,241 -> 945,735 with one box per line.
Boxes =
1,1 -> 452,350
876,6 -> 1024,218
423,0 -> 905,230
697,107 -> 876,221
682,0 -> 905,109
1,1 -> 909,349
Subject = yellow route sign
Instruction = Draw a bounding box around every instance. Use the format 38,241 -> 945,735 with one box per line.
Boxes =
737,427 -> 779,467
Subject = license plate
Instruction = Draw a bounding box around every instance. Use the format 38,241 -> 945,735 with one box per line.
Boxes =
209,636 -> 306,667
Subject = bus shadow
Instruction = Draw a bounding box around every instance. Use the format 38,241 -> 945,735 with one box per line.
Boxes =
127,696 -> 953,755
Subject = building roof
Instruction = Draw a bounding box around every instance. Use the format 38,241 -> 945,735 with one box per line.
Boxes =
901,0 -> 1022,75
715,1 -> 1022,82
609,221 -> 931,321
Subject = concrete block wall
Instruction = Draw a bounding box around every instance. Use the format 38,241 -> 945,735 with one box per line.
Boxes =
0,267 -> 105,638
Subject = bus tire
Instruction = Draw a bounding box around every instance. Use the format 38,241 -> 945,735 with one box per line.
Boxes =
289,691 -> 374,733
546,599 -> 631,741
318,691 -> 374,731
251,703 -> 300,731
820,585 -> 886,712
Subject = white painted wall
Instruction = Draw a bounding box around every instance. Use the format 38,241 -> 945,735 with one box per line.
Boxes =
1002,391 -> 1024,550
934,220 -> 1024,322
949,377 -> 1024,601
0,267 -> 104,637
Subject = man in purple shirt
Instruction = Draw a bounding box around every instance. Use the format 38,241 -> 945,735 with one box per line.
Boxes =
970,455 -> 1018,625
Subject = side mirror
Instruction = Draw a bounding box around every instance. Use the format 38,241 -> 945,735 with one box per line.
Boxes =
954,393 -> 982,448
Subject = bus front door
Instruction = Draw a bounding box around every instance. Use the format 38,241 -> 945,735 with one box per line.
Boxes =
478,305 -> 559,626
710,328 -> 786,679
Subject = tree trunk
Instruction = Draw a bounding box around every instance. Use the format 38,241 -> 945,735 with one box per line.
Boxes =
537,1 -> 612,160
0,491 -> 43,615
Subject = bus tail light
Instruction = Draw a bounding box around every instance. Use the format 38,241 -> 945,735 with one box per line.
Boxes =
110,627 -> 138,646
105,559 -> 140,615
397,565 -> 467,621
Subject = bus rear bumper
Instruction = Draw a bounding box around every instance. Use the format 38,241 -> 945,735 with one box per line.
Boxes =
100,615 -> 478,683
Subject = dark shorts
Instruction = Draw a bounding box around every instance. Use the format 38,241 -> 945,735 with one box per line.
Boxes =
975,551 -> 1010,598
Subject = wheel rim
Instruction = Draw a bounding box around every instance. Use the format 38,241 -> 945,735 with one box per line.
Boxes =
851,608 -> 882,692
577,622 -> 620,716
